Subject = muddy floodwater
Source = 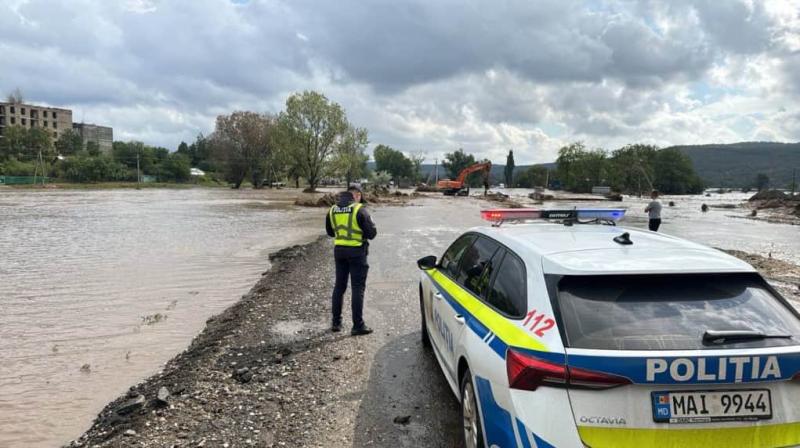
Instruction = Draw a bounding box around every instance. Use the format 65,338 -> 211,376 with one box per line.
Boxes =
0,188 -> 322,447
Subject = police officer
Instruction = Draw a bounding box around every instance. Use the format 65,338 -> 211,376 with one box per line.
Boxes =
325,185 -> 377,335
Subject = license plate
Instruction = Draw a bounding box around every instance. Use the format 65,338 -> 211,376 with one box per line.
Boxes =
652,389 -> 772,423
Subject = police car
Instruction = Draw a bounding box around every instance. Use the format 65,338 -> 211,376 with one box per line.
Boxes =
416,208 -> 800,448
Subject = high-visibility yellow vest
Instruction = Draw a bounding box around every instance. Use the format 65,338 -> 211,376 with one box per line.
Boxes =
329,202 -> 364,247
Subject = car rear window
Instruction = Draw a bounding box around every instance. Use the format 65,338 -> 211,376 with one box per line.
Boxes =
555,273 -> 800,350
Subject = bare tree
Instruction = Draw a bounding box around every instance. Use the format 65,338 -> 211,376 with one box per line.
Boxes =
6,88 -> 24,104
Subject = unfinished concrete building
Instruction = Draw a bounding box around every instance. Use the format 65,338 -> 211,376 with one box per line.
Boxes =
0,101 -> 73,140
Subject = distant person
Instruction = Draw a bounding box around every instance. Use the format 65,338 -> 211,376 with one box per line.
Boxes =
325,185 -> 377,335
645,190 -> 662,231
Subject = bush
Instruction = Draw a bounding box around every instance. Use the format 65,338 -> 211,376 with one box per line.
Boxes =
0,158 -> 37,176
60,153 -> 128,182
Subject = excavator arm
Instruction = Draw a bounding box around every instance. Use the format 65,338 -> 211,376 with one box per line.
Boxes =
436,161 -> 492,195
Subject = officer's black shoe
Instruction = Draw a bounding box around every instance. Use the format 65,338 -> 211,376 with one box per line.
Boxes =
331,323 -> 342,333
351,325 -> 373,336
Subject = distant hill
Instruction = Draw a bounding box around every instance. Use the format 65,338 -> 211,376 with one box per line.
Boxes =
669,142 -> 800,188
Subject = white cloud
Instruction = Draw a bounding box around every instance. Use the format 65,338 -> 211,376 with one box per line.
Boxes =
0,0 -> 798,164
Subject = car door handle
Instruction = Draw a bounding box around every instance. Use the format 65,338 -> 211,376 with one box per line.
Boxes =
454,314 -> 466,325
433,292 -> 443,300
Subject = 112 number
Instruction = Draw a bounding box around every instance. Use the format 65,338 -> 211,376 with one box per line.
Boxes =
523,309 -> 555,337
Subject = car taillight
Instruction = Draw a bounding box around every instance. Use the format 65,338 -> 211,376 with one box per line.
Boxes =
506,349 -> 631,391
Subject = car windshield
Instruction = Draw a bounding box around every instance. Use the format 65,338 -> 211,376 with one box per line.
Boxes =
555,273 -> 800,351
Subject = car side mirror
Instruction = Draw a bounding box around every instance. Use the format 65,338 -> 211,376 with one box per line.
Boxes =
417,255 -> 437,270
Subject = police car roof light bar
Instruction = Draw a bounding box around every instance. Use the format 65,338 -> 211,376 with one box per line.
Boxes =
480,208 -> 626,226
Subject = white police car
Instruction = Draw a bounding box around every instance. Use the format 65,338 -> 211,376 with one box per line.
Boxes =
416,208 -> 800,448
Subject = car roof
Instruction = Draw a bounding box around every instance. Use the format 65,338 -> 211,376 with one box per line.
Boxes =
471,223 -> 756,275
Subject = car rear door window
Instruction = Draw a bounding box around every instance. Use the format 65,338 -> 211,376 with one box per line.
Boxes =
456,236 -> 500,296
556,273 -> 800,350
486,251 -> 527,318
440,234 -> 476,279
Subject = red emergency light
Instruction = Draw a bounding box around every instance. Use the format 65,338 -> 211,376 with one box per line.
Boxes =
480,208 -> 543,222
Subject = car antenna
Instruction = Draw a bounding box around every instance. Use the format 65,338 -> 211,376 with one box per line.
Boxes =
613,232 -> 633,245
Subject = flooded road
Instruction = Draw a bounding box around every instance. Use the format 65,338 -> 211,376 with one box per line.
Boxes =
0,188 -> 322,447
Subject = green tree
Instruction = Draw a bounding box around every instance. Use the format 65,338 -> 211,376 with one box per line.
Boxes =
504,150 -> 515,186
513,166 -> 548,188
608,144 -> 658,194
410,151 -> 426,183
211,111 -> 277,189
278,91 -> 347,191
755,173 -> 770,191
652,148 -> 704,194
176,141 -> 190,156
333,126 -> 369,186
373,144 -> 413,183
0,125 -> 28,160
159,153 -> 192,182
86,141 -> 101,157
442,148 -> 476,179
55,130 -> 84,156
25,127 -> 53,158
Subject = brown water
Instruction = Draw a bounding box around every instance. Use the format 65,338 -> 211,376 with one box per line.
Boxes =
0,188 -> 323,447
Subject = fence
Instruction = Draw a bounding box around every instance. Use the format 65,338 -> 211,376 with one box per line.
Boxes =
0,176 -> 50,185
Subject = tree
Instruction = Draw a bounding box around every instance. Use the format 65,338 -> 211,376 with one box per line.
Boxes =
176,141 -> 190,156
410,151 -> 426,183
755,173 -> 770,191
25,127 -> 54,158
0,125 -> 28,160
442,148 -> 476,179
370,170 -> 392,188
86,141 -> 101,157
278,91 -> 347,191
211,111 -> 277,189
55,130 -> 84,156
514,166 -> 548,188
333,126 -> 369,186
373,144 -> 413,183
6,88 -> 23,104
608,144 -> 658,194
555,143 -> 608,192
159,153 -> 191,182
653,148 -> 704,194
504,150 -> 515,186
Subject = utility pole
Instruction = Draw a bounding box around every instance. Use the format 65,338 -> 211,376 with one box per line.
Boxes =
792,168 -> 797,197
434,158 -> 438,183
136,153 -> 141,189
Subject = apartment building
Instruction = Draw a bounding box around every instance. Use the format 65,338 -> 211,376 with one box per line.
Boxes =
0,101 -> 73,140
72,123 -> 114,154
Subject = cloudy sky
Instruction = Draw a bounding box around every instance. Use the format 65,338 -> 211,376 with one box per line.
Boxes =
2,0 -> 799,164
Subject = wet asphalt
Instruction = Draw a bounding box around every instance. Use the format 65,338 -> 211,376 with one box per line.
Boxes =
347,197 -> 486,447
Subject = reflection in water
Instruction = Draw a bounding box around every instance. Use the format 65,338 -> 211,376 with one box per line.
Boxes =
0,188 -> 322,447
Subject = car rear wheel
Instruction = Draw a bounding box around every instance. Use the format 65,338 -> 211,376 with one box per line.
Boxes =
460,368 -> 485,448
419,286 -> 431,348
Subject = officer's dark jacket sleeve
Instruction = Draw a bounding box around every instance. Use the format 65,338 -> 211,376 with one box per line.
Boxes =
357,207 -> 377,240
325,210 -> 335,237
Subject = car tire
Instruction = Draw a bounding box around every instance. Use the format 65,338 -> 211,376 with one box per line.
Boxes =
460,368 -> 485,448
420,286 -> 431,348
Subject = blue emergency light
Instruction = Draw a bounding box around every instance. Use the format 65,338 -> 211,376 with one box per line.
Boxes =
480,208 -> 626,223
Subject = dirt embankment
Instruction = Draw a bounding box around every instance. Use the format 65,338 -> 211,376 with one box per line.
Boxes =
294,191 -> 417,207
67,237 -> 369,448
745,191 -> 800,226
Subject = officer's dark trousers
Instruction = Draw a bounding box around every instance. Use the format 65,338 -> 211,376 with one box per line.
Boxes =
332,255 -> 369,328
